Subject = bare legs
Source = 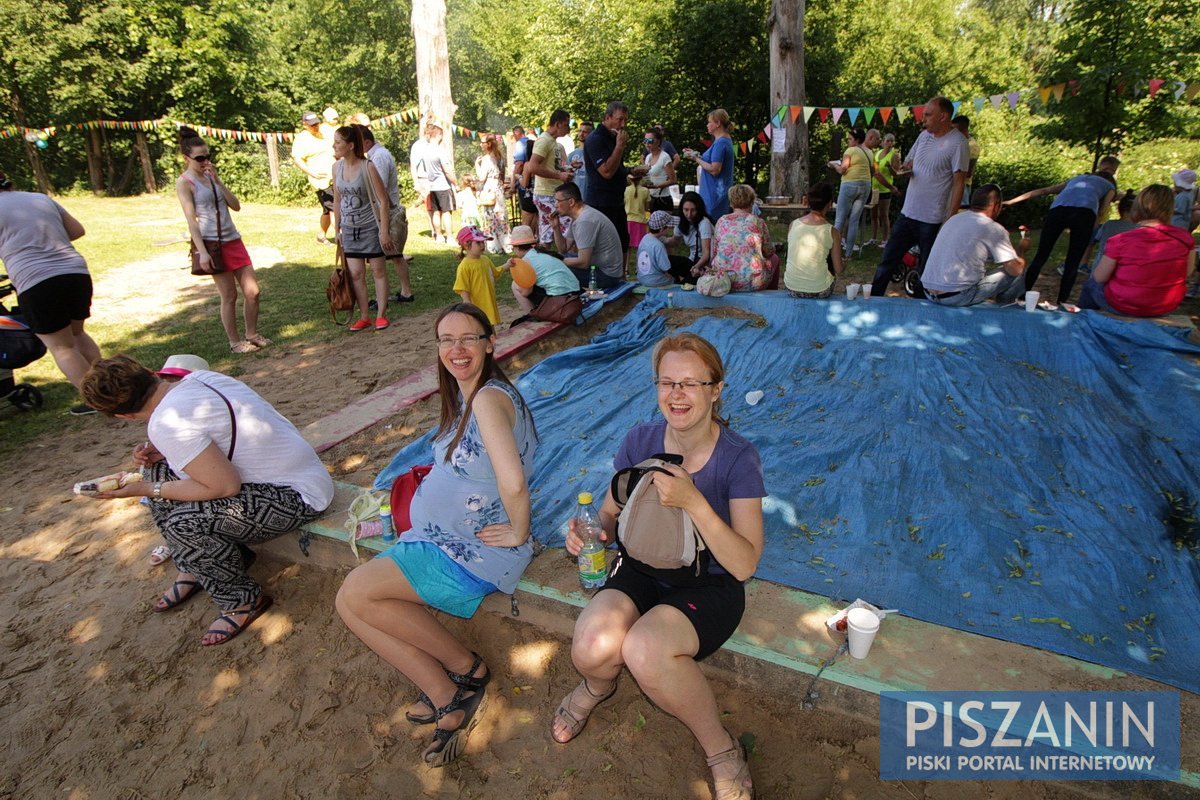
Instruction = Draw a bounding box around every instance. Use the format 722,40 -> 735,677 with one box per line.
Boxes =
346,256 -> 389,321
511,281 -> 535,313
36,320 -> 100,389
213,268 -> 263,347
336,558 -> 481,737
390,256 -> 413,298
554,590 -> 748,792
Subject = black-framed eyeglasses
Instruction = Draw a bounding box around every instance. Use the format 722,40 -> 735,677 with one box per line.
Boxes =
654,379 -> 715,391
189,154 -> 212,163
436,334 -> 487,348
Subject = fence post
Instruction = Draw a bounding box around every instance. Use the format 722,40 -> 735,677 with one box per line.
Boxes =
266,136 -> 281,188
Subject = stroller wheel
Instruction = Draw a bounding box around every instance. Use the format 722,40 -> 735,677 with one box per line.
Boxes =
10,383 -> 42,411
890,265 -> 906,284
903,268 -> 923,298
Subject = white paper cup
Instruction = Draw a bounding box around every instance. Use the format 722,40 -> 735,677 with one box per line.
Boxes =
846,283 -> 860,300
847,607 -> 881,659
861,284 -> 872,299
1025,291 -> 1040,312
744,390 -> 764,406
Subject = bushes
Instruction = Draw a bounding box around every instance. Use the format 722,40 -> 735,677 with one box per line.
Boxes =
1115,138 -> 1200,194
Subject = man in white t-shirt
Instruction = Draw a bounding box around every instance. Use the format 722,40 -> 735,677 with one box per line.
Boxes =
923,184 -> 1031,307
869,96 -> 971,297
360,126 -> 414,303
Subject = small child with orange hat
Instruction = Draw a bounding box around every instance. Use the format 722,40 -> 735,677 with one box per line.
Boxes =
453,225 -> 505,324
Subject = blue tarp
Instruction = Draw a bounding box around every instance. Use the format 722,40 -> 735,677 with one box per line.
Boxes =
378,289 -> 1200,693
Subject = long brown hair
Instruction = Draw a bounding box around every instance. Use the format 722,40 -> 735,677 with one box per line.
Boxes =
434,303 -> 527,460
335,125 -> 365,159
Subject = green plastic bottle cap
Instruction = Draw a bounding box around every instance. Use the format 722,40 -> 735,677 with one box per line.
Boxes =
578,491 -> 593,504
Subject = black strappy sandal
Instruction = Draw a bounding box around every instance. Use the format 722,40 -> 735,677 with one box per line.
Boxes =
422,684 -> 488,767
406,651 -> 491,725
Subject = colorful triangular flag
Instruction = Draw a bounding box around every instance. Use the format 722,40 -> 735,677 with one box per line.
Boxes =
879,107 -> 893,124
1052,83 -> 1065,101
832,108 -> 845,124
1149,78 -> 1165,97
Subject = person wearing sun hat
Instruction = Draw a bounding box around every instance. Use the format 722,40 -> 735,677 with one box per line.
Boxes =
292,111 -> 336,243
636,210 -> 690,288
505,225 -> 580,313
453,226 -> 505,324
1171,169 -> 1198,232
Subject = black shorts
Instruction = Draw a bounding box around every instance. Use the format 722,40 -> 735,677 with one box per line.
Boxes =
527,284 -> 548,305
601,554 -> 745,660
429,189 -> 454,212
877,192 -> 892,200
17,273 -> 93,334
518,189 -> 537,214
316,189 -> 334,213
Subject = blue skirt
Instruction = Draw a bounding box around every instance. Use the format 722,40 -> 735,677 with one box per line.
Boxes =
378,540 -> 498,618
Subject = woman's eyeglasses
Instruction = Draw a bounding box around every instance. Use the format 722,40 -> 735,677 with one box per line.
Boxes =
436,334 -> 487,348
654,379 -> 715,391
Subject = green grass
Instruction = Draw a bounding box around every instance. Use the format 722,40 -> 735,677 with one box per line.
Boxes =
0,194 -> 469,452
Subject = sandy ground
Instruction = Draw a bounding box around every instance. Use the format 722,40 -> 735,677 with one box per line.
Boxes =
0,254 -> 1117,800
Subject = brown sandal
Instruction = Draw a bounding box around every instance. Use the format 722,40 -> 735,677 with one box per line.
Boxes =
706,735 -> 755,800
551,678 -> 617,744
229,340 -> 259,354
245,334 -> 271,348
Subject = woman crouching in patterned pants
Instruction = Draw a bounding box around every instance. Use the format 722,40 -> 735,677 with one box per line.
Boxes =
81,355 -> 334,646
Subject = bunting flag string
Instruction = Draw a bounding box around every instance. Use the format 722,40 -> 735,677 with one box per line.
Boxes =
4,74 -> 1199,159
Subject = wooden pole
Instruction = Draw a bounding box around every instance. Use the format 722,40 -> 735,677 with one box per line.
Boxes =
86,129 -> 103,195
134,131 -> 156,193
768,0 -> 808,201
266,137 -> 281,188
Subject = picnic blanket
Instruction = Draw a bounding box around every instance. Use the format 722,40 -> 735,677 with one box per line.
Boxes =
378,289 -> 1200,693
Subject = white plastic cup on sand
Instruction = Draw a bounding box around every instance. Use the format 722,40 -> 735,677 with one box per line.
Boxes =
745,390 -> 764,406
861,284 -> 873,299
846,283 -> 860,300
1025,291 -> 1040,312
847,608 -> 881,659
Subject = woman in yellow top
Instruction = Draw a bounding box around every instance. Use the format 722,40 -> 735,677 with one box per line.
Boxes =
829,128 -> 897,259
870,132 -> 901,248
784,183 -> 844,298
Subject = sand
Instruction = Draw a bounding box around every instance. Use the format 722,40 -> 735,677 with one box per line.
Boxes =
0,265 -> 1085,800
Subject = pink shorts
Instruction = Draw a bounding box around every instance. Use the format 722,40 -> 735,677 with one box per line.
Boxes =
219,238 -> 253,271
627,221 -> 647,248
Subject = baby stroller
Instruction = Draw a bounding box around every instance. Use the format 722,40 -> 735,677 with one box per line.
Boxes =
890,245 -> 923,298
0,274 -> 46,411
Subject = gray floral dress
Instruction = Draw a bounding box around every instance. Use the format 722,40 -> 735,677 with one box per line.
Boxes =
402,380 -> 538,593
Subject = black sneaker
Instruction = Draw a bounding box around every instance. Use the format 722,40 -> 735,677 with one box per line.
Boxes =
70,403 -> 97,416
393,293 -> 416,303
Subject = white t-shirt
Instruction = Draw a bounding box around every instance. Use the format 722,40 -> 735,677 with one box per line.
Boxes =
148,371 -> 334,511
367,143 -> 401,208
636,234 -> 672,287
0,192 -> 89,294
901,129 -> 971,224
921,211 -> 1018,293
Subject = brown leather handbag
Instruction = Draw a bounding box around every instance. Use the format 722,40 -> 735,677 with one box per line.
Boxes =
189,175 -> 228,275
326,245 -> 355,324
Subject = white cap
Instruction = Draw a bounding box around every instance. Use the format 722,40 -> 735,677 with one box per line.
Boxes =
157,354 -> 209,378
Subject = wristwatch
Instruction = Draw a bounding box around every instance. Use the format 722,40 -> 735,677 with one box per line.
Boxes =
152,481 -> 163,500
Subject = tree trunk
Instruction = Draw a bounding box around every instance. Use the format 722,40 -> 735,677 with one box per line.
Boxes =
266,137 -> 281,188
412,0 -> 457,176
134,131 -> 157,193
768,0 -> 807,201
7,85 -> 52,194
86,129 -> 104,195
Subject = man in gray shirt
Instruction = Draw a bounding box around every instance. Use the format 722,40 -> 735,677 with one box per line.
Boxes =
923,184 -> 1031,307
870,96 -> 971,297
550,182 -> 625,289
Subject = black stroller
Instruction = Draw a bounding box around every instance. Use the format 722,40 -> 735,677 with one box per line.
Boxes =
0,274 -> 46,411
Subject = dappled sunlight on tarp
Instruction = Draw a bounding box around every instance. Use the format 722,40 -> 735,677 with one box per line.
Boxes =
378,290 -> 1200,693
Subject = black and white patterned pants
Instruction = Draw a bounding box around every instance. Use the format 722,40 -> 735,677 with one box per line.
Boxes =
146,463 -> 320,609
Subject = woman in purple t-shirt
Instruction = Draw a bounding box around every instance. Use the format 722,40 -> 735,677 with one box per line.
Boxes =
551,332 -> 765,800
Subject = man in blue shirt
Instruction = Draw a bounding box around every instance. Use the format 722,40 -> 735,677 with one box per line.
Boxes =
584,101 -> 647,262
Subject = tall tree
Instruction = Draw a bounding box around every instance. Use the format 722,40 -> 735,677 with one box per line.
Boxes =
412,0 -> 456,168
768,0 -> 807,200
1032,0 -> 1200,165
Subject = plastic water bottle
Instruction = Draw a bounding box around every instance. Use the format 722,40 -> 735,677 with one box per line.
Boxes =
380,503 -> 396,543
587,266 -> 598,296
575,491 -> 607,589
